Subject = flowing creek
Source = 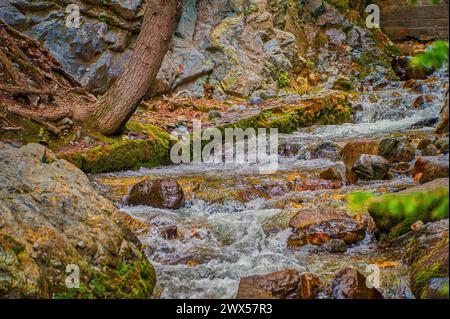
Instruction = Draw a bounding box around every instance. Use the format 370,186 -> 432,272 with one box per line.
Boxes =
92,73 -> 448,299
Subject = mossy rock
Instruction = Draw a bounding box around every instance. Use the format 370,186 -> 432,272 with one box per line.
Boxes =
368,189 -> 449,239
59,121 -> 171,174
54,260 -> 156,299
216,93 -> 352,134
405,220 -> 449,299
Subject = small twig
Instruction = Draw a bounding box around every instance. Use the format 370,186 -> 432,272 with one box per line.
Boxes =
32,118 -> 62,135
0,126 -> 21,131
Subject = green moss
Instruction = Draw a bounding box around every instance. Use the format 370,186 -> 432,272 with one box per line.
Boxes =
277,71 -> 291,88
333,78 -> 354,92
216,94 -> 351,134
59,121 -> 171,174
54,260 -> 156,299
408,233 -> 449,299
367,189 -> 449,238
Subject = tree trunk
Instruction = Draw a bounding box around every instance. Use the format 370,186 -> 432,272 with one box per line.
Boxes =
90,0 -> 182,135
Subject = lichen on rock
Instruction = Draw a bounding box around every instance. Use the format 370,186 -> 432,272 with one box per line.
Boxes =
0,142 -> 156,298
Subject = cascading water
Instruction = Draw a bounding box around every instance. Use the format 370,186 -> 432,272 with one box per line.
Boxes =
93,71 -> 448,299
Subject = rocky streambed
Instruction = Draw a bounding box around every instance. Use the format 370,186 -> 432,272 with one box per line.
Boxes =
91,72 -> 450,299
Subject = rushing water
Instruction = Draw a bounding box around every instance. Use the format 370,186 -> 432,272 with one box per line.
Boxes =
93,72 -> 447,299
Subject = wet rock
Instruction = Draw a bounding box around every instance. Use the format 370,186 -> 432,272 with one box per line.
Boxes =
352,154 -> 390,180
319,164 -> 347,184
395,143 -> 415,162
413,95 -> 433,109
341,140 -> 379,167
378,138 -> 415,162
436,92 -> 449,134
435,137 -> 449,154
417,138 -> 434,150
0,143 -> 155,298
405,219 -> 449,299
410,117 -> 440,130
287,210 -> 365,247
310,142 -> 342,161
279,143 -> 301,157
322,239 -> 347,253
158,225 -> 178,240
393,56 -> 429,81
413,156 -> 449,184
236,270 -> 320,299
262,210 -> 299,236
128,179 -> 185,209
332,268 -> 383,299
422,144 -> 439,156
240,180 -> 292,201
391,162 -> 412,174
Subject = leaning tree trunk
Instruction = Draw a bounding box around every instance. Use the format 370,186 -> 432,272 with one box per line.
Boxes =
90,0 -> 182,135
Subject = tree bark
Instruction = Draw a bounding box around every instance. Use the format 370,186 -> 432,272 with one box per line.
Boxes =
90,0 -> 182,135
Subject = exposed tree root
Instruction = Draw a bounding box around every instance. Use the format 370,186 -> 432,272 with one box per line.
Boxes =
0,19 -> 92,137
0,84 -> 57,96
8,105 -> 71,122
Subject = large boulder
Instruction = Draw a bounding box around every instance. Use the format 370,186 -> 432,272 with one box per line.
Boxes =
404,219 -> 449,299
287,210 -> 366,247
0,143 -> 155,298
332,267 -> 383,299
413,156 -> 449,184
236,270 -> 321,299
127,179 -> 185,209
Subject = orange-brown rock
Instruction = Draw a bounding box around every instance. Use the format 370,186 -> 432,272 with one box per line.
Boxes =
128,179 -> 184,209
287,210 -> 365,247
236,270 -> 321,299
332,267 -> 383,299
413,156 -> 449,184
341,140 -> 379,168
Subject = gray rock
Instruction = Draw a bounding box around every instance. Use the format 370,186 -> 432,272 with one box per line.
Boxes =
249,97 -> 264,105
67,21 -> 108,62
110,0 -> 143,20
353,154 -> 390,180
0,1 -> 27,27
0,143 -> 155,298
